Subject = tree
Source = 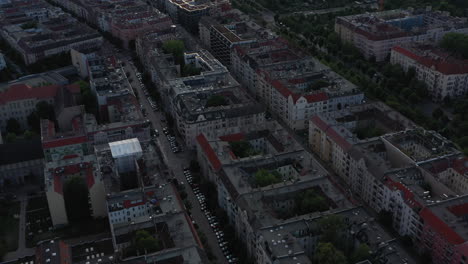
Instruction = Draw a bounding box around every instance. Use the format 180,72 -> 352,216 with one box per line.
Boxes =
76,81 -> 98,118
6,118 -> 21,134
317,214 -> 345,244
5,133 -> 16,143
134,230 -> 160,254
351,243 -> 371,263
229,141 -> 259,158
254,169 -> 282,187
63,176 -> 90,223
314,242 -> 347,264
162,40 -> 185,65
294,189 -> 329,215
24,130 -> 35,139
27,101 -> 56,132
205,95 -> 228,107
182,63 -> 201,77
440,32 -> 468,59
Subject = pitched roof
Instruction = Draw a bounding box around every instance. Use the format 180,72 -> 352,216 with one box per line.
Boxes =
420,207 -> 465,245
219,133 -> 245,142
0,84 -> 80,105
42,135 -> 88,149
196,134 -> 221,171
310,115 -> 352,152
393,45 -> 468,75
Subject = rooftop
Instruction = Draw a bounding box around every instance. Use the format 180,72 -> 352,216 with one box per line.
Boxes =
257,207 -> 417,264
392,43 -> 468,75
109,138 -> 142,159
44,154 -> 98,195
260,57 -> 359,103
336,8 -> 468,41
423,195 -> 468,243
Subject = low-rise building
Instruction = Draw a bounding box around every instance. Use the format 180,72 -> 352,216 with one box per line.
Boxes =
335,8 -> 468,61
391,43 -> 468,101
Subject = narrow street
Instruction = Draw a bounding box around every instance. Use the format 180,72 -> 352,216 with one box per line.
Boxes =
122,55 -> 228,264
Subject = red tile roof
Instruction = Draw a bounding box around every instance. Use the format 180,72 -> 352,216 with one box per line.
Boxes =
0,83 -> 80,105
52,162 -> 95,195
385,178 -> 422,209
196,134 -> 222,171
453,157 -> 468,175
270,77 -> 328,104
42,136 -> 88,149
393,46 -> 468,75
420,207 -> 465,245
219,133 -> 245,142
310,115 -> 352,151
448,203 -> 468,217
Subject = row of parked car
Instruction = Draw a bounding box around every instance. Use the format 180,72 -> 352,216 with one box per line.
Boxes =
136,72 -> 159,111
163,127 -> 181,153
183,169 -> 238,263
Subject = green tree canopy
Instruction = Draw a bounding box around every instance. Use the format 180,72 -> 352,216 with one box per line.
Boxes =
254,169 -> 282,187
134,230 -> 160,253
314,242 -> 347,264
27,101 -> 56,133
294,189 -> 329,215
24,130 -> 35,140
76,81 -> 98,118
63,176 -> 90,223
5,132 -> 16,143
440,32 -> 468,59
317,214 -> 345,244
351,243 -> 371,263
229,140 -> 259,158
205,95 -> 228,107
162,40 -> 185,65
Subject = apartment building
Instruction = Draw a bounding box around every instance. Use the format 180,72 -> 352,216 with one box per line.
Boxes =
41,105 -> 151,163
0,82 -> 80,132
166,50 -> 266,147
199,16 -> 258,66
335,8 -> 468,61
44,154 -> 107,227
230,38 -> 294,94
391,43 -> 468,101
195,126 -> 416,263
258,57 -> 364,130
0,0 -> 102,64
231,38 -> 364,130
49,0 -> 173,48
162,0 -> 230,34
135,28 -> 180,87
308,103 -> 468,263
